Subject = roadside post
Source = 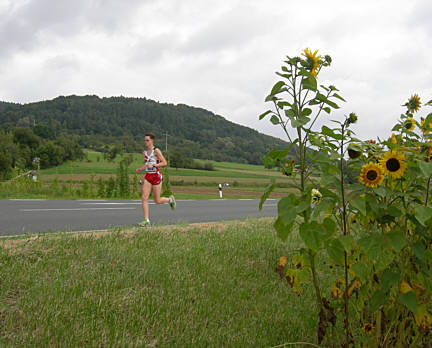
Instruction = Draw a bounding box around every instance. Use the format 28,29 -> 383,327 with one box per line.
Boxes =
218,183 -> 230,198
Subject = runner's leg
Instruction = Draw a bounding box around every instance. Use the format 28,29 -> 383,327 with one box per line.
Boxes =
142,180 -> 152,220
152,183 -> 169,204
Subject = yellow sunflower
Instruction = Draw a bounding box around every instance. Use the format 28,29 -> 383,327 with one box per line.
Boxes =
390,133 -> 397,144
301,48 -> 321,77
407,93 -> 421,112
420,118 -> 430,135
403,117 -> 416,131
331,278 -> 344,299
425,141 -> 432,162
362,323 -> 374,334
359,162 -> 384,187
380,151 -> 407,179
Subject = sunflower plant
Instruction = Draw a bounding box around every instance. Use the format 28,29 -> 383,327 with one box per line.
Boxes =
260,50 -> 432,347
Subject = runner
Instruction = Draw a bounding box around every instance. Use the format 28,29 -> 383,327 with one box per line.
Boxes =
135,133 -> 176,226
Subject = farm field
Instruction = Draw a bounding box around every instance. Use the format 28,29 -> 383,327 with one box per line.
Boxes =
28,151 -> 295,200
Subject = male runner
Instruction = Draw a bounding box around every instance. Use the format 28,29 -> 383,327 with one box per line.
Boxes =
135,133 -> 176,226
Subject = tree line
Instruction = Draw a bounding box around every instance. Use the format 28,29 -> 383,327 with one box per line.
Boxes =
0,95 -> 289,165
0,126 -> 83,180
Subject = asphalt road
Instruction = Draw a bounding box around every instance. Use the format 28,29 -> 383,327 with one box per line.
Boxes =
0,199 -> 278,236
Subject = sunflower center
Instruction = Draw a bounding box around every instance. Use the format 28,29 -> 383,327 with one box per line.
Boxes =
366,170 -> 378,181
386,158 -> 400,172
404,121 -> 413,130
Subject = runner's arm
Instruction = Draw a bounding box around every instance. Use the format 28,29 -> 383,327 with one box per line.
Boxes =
154,148 -> 167,168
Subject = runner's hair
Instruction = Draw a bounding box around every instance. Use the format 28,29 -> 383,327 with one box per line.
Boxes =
145,133 -> 155,140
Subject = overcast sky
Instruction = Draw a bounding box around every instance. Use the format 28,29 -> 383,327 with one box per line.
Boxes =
0,0 -> 431,141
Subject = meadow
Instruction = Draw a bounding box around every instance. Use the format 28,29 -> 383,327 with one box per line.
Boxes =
0,218 -> 331,347
1,151 -> 295,200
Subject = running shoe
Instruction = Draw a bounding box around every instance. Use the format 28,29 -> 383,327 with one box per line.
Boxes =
138,220 -> 151,227
169,195 -> 176,210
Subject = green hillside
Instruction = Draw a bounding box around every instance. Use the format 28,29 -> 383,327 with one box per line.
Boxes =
0,95 -> 288,164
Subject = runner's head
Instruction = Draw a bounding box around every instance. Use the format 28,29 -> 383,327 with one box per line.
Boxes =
145,133 -> 155,148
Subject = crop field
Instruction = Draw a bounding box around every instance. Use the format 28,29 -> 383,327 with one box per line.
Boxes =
22,151 -> 295,200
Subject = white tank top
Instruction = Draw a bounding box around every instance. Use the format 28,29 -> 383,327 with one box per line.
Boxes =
144,148 -> 159,173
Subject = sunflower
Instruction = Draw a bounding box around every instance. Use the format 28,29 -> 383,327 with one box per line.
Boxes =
407,94 -> 421,113
425,141 -> 432,162
311,188 -> 322,204
359,162 -> 384,187
380,151 -> 407,179
420,118 -> 431,135
331,278 -> 344,299
390,133 -> 397,145
362,323 -> 374,334
301,48 -> 321,77
403,117 -> 416,131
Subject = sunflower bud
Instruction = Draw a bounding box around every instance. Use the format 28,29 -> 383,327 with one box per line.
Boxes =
348,144 -> 362,159
347,112 -> 358,125
406,94 -> 421,113
311,188 -> 322,204
390,133 -> 397,145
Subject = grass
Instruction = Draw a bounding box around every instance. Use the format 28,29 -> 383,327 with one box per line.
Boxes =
0,218 -> 323,347
40,152 -> 282,180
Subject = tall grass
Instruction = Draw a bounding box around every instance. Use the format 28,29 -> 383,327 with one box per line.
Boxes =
0,219 -> 324,347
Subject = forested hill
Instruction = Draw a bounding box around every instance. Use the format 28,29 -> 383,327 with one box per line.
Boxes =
0,95 -> 288,164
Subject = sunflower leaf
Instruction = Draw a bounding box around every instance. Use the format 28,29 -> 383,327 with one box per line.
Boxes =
418,160 -> 432,177
414,206 -> 432,226
274,217 -> 294,242
399,291 -> 417,314
326,239 -> 345,265
258,110 -> 272,120
350,195 -> 366,216
259,179 -> 275,211
316,93 -> 340,109
270,81 -> 285,96
275,72 -> 292,79
299,222 -> 322,251
270,115 -> 280,125
332,93 -> 346,102
370,290 -> 386,312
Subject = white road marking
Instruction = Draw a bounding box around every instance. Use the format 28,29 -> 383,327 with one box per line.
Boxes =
78,200 -> 107,202
20,207 -> 137,212
81,202 -> 141,205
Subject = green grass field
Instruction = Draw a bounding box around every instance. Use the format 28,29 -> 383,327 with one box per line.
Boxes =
0,218 -> 327,347
40,152 -> 280,179
14,151 -> 294,200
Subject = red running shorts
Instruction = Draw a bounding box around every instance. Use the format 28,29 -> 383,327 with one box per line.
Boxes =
145,172 -> 163,185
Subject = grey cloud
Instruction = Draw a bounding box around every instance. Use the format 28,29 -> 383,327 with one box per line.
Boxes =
0,0 -> 147,60
128,32 -> 181,65
410,0 -> 432,35
179,3 -> 269,54
43,54 -> 81,72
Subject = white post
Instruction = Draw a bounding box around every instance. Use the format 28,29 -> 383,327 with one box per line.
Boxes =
219,184 -> 223,198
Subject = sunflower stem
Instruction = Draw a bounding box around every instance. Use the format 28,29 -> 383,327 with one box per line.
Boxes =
425,176 -> 431,206
294,61 -> 324,337
339,121 -> 351,347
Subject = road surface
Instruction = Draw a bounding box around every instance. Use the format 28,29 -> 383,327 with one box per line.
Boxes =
0,199 -> 278,236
